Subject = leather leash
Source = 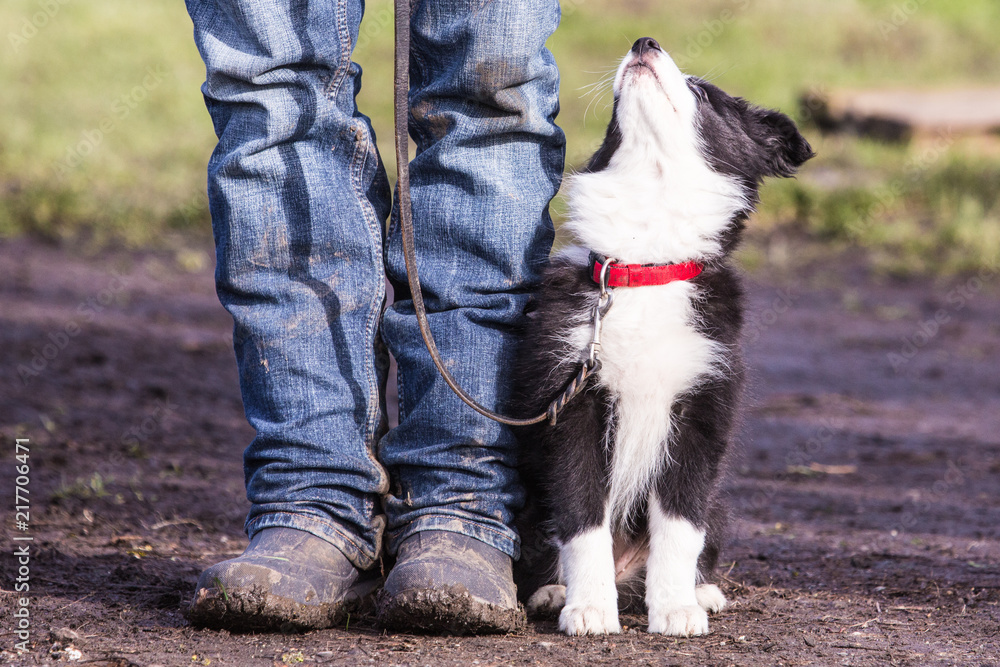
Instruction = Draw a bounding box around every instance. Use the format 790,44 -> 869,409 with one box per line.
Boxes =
392,0 -> 601,426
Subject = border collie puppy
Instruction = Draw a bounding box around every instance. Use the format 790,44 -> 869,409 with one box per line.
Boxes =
513,37 -> 814,636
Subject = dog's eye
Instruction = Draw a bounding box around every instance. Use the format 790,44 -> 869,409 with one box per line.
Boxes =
688,80 -> 708,103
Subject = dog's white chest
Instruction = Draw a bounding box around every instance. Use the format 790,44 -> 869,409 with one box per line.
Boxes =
594,282 -> 722,520
599,283 -> 717,396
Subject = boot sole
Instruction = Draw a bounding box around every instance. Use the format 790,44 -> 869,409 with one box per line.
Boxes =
186,576 -> 381,633
376,585 -> 527,635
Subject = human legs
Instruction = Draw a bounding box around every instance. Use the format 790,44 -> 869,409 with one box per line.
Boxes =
380,0 -> 564,561
185,0 -> 565,633
184,0 -> 390,629
377,0 -> 565,631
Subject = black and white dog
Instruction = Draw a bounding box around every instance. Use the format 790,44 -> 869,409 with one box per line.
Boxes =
513,38 -> 814,636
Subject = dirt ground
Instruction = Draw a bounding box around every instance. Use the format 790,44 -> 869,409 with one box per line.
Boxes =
2,236 -> 999,666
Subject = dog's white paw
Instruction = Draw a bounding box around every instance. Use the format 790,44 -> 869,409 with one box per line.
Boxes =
695,584 -> 727,613
647,605 -> 709,636
559,604 -> 621,636
527,585 -> 566,617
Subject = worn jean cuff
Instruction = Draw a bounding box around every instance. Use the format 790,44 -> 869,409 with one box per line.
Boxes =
387,513 -> 520,561
246,510 -> 382,570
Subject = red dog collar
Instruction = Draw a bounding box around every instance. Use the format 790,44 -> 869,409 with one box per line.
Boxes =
590,253 -> 703,287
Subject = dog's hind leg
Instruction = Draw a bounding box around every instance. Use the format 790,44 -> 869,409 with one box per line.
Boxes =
526,583 -> 566,617
695,583 -> 727,613
694,494 -> 729,613
526,544 -> 567,618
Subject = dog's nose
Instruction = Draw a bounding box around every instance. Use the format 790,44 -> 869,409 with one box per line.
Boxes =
631,37 -> 661,56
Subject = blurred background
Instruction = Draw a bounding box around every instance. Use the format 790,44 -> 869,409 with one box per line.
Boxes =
3,0 -> 998,275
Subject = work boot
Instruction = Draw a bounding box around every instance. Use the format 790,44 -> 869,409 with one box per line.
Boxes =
377,530 -> 526,634
186,527 -> 376,632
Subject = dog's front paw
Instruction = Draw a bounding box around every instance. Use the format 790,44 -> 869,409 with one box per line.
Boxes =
527,585 -> 566,617
647,605 -> 709,636
695,584 -> 727,613
559,604 -> 621,635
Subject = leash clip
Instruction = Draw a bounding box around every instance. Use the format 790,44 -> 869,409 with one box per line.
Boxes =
588,257 -> 616,366
543,258 -> 617,427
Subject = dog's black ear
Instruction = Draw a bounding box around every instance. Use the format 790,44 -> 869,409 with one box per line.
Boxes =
756,109 -> 815,178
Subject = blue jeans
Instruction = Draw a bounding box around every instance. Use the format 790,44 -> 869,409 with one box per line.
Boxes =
186,0 -> 564,569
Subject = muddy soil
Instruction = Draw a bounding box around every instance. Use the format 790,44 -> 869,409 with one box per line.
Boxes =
1,237 -> 998,666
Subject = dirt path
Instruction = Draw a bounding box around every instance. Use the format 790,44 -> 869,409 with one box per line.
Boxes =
2,238 -> 998,666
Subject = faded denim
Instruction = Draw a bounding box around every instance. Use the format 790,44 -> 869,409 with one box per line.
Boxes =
186,0 -> 564,568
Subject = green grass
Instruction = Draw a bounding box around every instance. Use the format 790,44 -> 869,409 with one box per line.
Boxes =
51,472 -> 112,501
2,0 -> 999,272
1,1 -> 216,247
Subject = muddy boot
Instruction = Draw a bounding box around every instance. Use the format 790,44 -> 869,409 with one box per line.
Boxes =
186,527 -> 375,632
377,530 -> 526,634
